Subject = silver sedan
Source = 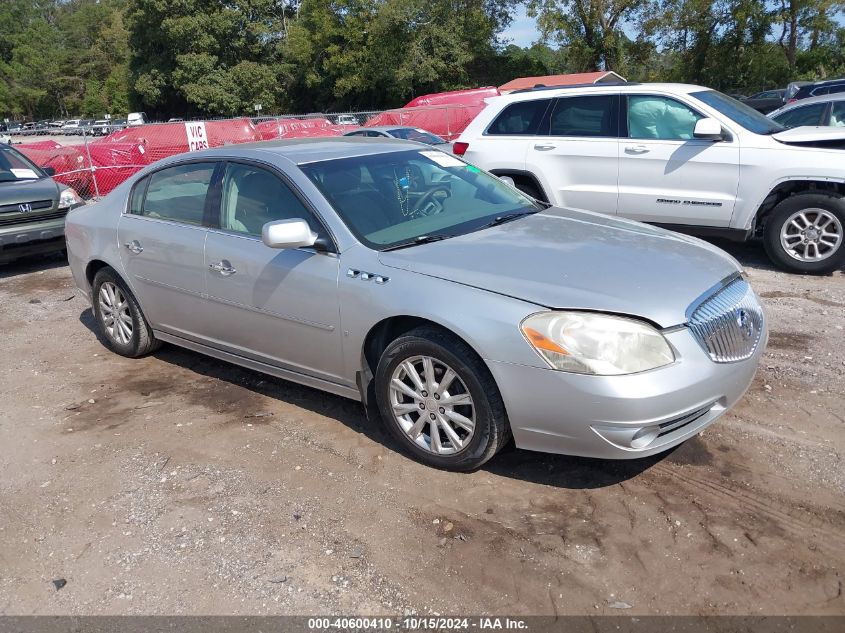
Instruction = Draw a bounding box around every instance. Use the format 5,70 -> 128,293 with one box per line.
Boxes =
65,138 -> 767,470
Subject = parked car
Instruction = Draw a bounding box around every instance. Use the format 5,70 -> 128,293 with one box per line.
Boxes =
0,133 -> 11,145
61,119 -> 82,135
91,120 -> 112,136
335,114 -> 360,125
127,112 -> 148,127
0,142 -> 84,262
741,89 -> 786,113
344,126 -> 452,151
65,138 -> 766,470
768,92 -> 845,128
20,122 -> 38,136
455,82 -> 845,274
790,78 -> 845,103
49,120 -> 66,132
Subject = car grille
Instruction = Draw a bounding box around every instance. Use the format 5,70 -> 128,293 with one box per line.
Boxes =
687,276 -> 764,363
0,199 -> 53,215
0,209 -> 67,227
657,403 -> 714,438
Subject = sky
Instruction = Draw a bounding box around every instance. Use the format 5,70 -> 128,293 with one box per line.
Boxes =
501,6 -> 539,48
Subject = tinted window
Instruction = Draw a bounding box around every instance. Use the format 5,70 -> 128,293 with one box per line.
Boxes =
487,99 -> 551,135
772,103 -> 827,128
128,176 -> 148,214
831,102 -> 845,127
387,128 -> 446,144
627,95 -> 702,140
811,87 -> 830,96
141,162 -> 216,224
219,163 -> 321,237
300,149 -> 538,249
548,95 -> 617,137
828,85 -> 845,95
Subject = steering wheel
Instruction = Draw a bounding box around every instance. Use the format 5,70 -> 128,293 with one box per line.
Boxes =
411,186 -> 451,216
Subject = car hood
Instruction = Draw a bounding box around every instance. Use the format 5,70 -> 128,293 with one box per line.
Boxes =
377,208 -> 740,327
0,176 -> 59,208
771,126 -> 845,143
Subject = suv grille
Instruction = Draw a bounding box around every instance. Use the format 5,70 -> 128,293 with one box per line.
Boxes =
0,199 -> 53,214
0,209 -> 67,227
687,277 -> 764,363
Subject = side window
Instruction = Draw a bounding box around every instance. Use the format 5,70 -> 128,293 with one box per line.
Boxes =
487,99 -> 551,136
773,103 -> 826,128
627,95 -> 703,140
141,162 -> 216,224
128,176 -> 148,214
811,87 -> 830,96
549,95 -> 617,137
828,85 -> 845,95
831,102 -> 845,127
366,131 -> 384,137
219,163 -> 321,238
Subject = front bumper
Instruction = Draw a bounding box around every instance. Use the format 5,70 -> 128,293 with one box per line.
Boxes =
487,325 -> 767,459
0,214 -> 67,262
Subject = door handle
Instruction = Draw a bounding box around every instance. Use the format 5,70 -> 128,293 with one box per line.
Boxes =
624,144 -> 650,154
124,240 -> 143,254
209,260 -> 236,276
533,143 -> 556,151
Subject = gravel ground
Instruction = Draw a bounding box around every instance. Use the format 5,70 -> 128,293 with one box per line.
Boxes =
0,242 -> 842,616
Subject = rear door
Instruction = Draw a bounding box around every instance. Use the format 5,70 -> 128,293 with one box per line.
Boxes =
117,161 -> 218,340
202,161 -> 345,384
524,93 -> 620,213
616,94 -> 739,227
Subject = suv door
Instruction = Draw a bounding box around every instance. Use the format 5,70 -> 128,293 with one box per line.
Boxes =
617,94 -> 739,226
117,161 -> 218,339
203,161 -> 346,384
524,93 -> 620,213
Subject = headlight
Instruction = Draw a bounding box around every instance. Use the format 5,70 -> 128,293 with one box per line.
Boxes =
58,187 -> 83,209
521,311 -> 675,376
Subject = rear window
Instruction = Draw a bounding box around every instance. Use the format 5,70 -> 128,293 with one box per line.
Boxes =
486,99 -> 551,136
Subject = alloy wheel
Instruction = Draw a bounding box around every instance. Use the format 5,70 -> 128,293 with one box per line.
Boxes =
388,355 -> 475,455
98,281 -> 133,345
779,208 -> 843,262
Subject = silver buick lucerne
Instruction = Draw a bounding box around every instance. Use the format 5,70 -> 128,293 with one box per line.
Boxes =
65,138 -> 766,470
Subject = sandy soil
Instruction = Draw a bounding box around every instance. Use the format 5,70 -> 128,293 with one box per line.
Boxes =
0,242 -> 842,616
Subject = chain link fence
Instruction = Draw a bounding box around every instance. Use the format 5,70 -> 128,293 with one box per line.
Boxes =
9,104 -> 478,201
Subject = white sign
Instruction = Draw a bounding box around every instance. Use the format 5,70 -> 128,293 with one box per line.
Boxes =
185,122 -> 209,151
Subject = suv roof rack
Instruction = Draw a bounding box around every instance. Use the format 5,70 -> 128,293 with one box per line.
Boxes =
510,80 -> 636,94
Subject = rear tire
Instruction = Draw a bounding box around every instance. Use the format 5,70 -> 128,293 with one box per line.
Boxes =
763,193 -> 845,274
92,267 -> 161,357
374,326 -> 510,471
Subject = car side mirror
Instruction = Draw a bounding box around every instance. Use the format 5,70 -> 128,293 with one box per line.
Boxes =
693,118 -> 723,140
42,166 -> 56,176
261,218 -> 317,249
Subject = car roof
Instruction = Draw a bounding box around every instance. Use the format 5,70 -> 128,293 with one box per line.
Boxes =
769,90 -> 845,115
191,136 -> 425,165
490,82 -> 712,105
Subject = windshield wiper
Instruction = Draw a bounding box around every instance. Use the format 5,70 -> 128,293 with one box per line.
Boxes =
480,209 -> 539,229
380,234 -> 453,251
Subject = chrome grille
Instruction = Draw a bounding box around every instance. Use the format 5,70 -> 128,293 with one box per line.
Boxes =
687,277 -> 764,363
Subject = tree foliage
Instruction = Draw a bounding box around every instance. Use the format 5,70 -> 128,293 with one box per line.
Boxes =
0,0 -> 843,120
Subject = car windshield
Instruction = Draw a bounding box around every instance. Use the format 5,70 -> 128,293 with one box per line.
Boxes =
387,128 -> 447,145
300,149 -> 540,250
0,146 -> 45,182
691,90 -> 784,134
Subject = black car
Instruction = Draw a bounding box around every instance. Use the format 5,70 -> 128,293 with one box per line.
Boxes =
791,78 -> 845,102
742,89 -> 786,114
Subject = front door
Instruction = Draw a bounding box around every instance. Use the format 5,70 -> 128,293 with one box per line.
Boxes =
117,161 -> 218,340
617,94 -> 739,227
202,161 -> 345,384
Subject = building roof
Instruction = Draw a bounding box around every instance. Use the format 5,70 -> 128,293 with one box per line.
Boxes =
498,72 -> 626,93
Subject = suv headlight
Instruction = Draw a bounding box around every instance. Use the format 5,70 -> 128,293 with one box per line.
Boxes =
521,311 -> 675,376
58,187 -> 83,209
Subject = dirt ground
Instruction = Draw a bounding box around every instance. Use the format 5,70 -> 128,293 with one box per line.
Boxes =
0,242 -> 843,616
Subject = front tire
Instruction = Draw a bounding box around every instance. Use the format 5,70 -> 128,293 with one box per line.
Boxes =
92,267 -> 160,357
763,193 -> 845,274
374,326 -> 510,471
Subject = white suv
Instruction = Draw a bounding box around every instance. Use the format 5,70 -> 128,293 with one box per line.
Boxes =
455,83 -> 845,274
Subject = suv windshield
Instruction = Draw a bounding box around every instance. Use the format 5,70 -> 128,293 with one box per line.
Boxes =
0,145 -> 45,182
691,90 -> 784,135
300,149 -> 539,249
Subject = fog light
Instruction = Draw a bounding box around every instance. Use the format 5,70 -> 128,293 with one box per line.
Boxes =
630,425 -> 660,449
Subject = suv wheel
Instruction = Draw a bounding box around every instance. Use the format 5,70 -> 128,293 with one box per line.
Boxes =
92,267 -> 161,357
763,193 -> 845,274
374,326 -> 510,471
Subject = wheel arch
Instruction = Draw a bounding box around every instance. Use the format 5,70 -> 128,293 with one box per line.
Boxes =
488,169 -> 549,202
753,179 -> 845,237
